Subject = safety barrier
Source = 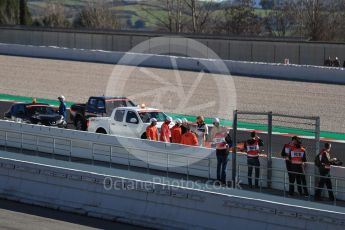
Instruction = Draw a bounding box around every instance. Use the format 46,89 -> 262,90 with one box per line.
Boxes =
1,156 -> 344,229
0,43 -> 345,84
0,120 -> 344,202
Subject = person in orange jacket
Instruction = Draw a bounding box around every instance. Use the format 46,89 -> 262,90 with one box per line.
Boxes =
160,116 -> 172,142
146,118 -> 158,141
181,125 -> 198,146
171,118 -> 182,143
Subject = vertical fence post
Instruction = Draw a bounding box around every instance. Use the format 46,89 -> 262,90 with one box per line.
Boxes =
314,117 -> 321,189
232,110 -> 238,186
267,112 -> 273,188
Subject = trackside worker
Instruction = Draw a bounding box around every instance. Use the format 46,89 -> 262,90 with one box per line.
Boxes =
196,116 -> 208,147
58,95 -> 67,121
32,98 -> 37,104
181,125 -> 198,146
315,143 -> 335,201
146,118 -> 158,141
209,118 -> 232,185
288,141 -> 309,196
281,136 -> 299,190
244,131 -> 263,188
160,116 -> 172,142
171,119 -> 182,143
181,118 -> 188,135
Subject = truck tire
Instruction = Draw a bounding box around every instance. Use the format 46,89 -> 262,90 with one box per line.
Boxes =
96,128 -> 107,134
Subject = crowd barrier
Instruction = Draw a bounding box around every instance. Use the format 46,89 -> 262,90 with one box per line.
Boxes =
0,43 -> 345,84
1,155 -> 345,229
0,120 -> 344,201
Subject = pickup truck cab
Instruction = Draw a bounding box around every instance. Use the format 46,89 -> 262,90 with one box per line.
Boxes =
70,96 -> 135,131
88,105 -> 173,139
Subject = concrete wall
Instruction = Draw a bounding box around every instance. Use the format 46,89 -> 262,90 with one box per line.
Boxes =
0,120 -> 344,200
1,43 -> 344,85
1,27 -> 345,66
1,156 -> 345,230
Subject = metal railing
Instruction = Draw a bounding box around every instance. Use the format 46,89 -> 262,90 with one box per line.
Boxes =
237,163 -> 345,206
0,122 -> 344,206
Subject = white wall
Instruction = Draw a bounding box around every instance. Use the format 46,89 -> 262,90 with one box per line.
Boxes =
1,156 -> 345,230
0,43 -> 344,84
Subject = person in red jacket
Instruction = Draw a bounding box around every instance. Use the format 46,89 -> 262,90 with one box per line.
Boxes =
288,141 -> 308,196
244,131 -> 264,188
160,116 -> 172,142
281,136 -> 299,190
171,119 -> 182,143
146,118 -> 158,141
181,125 -> 198,146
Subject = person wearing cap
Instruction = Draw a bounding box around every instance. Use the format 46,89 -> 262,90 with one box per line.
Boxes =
171,119 -> 182,143
281,136 -> 299,189
58,95 -> 67,121
181,118 -> 189,135
146,118 -> 158,141
181,125 -> 198,146
196,116 -> 208,147
160,116 -> 172,143
244,131 -> 264,188
208,118 -> 232,185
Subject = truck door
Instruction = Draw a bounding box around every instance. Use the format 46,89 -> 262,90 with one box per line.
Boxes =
122,110 -> 140,138
110,109 -> 125,135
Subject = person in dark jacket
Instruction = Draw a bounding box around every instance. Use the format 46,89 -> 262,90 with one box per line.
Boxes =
315,143 -> 335,201
333,57 -> 340,67
244,131 -> 264,188
281,136 -> 299,192
58,95 -> 67,121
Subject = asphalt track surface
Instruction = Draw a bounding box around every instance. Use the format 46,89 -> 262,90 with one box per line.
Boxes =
0,199 -> 147,230
1,55 -> 345,133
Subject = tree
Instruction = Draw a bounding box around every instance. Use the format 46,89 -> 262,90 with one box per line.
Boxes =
0,0 -> 31,25
260,0 -> 275,9
141,0 -> 185,33
263,3 -> 295,37
220,0 -> 261,35
183,0 -> 215,33
74,1 -> 121,30
41,1 -> 70,28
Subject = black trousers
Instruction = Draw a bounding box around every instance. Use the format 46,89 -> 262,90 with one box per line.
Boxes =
289,164 -> 309,196
315,171 -> 334,201
247,157 -> 260,187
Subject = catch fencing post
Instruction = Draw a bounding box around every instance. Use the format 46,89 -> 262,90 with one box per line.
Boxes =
314,117 -> 321,188
232,110 -> 238,187
267,112 -> 273,188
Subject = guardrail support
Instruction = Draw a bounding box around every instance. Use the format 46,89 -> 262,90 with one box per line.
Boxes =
232,110 -> 238,187
267,112 -> 273,188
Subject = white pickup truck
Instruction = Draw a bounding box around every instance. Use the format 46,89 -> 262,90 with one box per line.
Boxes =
87,106 -> 173,139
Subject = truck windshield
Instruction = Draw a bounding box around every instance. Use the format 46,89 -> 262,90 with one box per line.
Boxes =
138,111 -> 167,123
105,100 -> 135,116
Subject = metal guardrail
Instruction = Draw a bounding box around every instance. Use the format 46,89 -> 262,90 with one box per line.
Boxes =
1,122 -> 344,207
237,163 -> 345,206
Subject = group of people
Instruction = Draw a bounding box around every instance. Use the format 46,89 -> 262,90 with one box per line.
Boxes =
282,136 -> 337,201
146,115 -> 215,147
324,56 -> 344,67
146,116 -> 198,146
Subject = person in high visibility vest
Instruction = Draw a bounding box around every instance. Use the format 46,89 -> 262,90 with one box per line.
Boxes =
288,141 -> 308,196
181,125 -> 198,146
208,118 -> 232,185
160,116 -> 172,142
315,143 -> 335,201
281,136 -> 299,191
171,119 -> 182,143
181,118 -> 188,135
244,131 -> 264,188
146,118 -> 158,141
